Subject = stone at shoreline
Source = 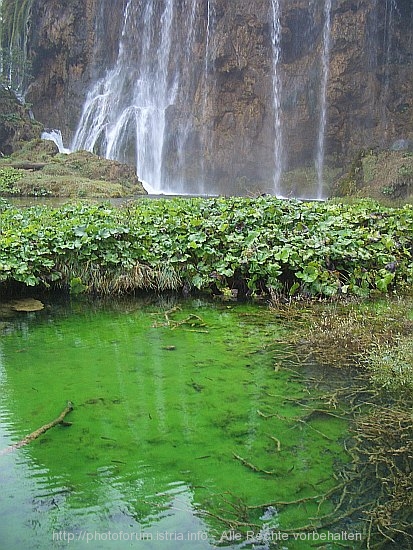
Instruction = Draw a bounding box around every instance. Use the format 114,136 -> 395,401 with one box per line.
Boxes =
10,298 -> 45,312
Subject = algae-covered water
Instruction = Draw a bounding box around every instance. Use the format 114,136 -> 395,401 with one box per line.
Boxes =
0,297 -> 354,549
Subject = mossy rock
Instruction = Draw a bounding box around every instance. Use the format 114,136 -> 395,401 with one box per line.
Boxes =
52,150 -> 143,187
8,137 -> 59,162
0,139 -> 147,197
333,149 -> 413,203
0,86 -> 43,156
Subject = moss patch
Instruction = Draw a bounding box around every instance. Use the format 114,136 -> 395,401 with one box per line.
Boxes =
0,86 -> 42,156
0,140 -> 147,197
334,149 -> 413,203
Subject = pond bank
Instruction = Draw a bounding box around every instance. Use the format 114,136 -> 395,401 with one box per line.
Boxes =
275,295 -> 413,548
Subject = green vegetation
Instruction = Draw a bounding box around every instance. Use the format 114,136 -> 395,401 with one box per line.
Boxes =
368,338 -> 413,395
0,141 -> 146,197
335,149 -> 413,202
1,196 -> 413,297
0,166 -> 23,195
1,192 -> 412,546
0,88 -> 42,156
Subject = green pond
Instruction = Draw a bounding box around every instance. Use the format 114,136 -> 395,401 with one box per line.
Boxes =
0,296 -> 356,549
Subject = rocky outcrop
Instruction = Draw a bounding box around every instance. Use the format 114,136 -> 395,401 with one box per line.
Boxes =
326,0 -> 413,159
0,86 -> 43,156
21,0 -> 413,194
26,0 -> 125,139
0,140 -> 146,197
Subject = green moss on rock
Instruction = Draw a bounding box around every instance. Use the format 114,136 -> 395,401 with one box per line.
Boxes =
0,86 -> 42,155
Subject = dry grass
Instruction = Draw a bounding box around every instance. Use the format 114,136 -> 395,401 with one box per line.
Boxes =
57,261 -> 182,294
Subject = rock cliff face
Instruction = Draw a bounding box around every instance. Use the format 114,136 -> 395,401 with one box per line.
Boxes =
23,0 -> 413,195
26,0 -> 125,135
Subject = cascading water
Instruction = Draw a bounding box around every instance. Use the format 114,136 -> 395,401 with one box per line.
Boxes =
0,0 -> 33,97
72,0 -> 182,194
270,0 -> 283,196
315,0 -> 332,199
65,0 -> 408,198
41,129 -> 71,154
71,0 -> 332,198
4,0 -> 412,199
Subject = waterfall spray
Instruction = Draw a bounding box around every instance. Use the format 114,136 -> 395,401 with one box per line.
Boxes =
270,0 -> 283,195
41,129 -> 71,154
174,0 -> 198,192
315,0 -> 332,200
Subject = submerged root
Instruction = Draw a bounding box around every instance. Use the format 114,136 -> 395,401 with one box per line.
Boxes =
233,453 -> 277,476
208,384 -> 413,548
351,406 -> 413,548
200,300 -> 413,547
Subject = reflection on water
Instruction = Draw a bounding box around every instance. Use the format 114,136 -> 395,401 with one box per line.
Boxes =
0,297 -> 348,549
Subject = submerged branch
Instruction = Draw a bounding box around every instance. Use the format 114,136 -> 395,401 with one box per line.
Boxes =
0,401 -> 74,456
233,453 -> 277,475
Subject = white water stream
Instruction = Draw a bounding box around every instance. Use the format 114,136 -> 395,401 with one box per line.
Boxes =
70,0 -> 335,197
270,0 -> 283,196
315,0 -> 332,199
72,0 -> 180,194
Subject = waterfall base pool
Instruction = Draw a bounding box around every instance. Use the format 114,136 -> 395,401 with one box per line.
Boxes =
0,296 -> 355,549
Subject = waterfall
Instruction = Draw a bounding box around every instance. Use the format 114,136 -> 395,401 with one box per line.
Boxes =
315,0 -> 332,200
41,129 -> 71,154
270,0 -> 283,195
0,0 -> 33,96
72,0 -> 184,194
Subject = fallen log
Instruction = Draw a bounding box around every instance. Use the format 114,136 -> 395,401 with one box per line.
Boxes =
0,401 -> 73,456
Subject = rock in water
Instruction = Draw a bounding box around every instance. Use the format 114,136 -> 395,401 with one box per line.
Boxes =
10,299 -> 45,312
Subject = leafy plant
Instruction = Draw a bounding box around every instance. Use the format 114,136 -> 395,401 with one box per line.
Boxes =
398,163 -> 413,179
0,166 -> 23,195
0,197 -> 413,296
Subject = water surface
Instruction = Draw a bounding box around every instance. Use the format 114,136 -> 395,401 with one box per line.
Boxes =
0,296 -> 349,549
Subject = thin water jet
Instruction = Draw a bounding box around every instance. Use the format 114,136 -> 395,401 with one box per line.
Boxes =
315,0 -> 332,200
380,0 -> 399,145
270,0 -> 283,196
200,0 -> 216,195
